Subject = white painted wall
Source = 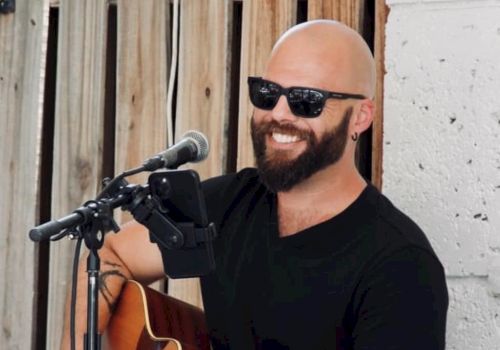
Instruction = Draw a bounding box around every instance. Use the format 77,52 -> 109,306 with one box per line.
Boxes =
383,0 -> 500,348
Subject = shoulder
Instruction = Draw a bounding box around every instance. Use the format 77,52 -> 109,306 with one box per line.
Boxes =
348,184 -> 447,287
349,189 -> 448,347
366,185 -> 440,260
350,243 -> 448,349
201,167 -> 264,223
201,167 -> 260,200
358,184 -> 447,278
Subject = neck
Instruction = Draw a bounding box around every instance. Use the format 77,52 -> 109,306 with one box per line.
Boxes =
276,159 -> 367,236
278,157 -> 366,201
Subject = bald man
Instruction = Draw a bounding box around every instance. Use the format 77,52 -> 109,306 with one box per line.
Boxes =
62,20 -> 448,350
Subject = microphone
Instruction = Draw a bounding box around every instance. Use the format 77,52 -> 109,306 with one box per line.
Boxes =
143,130 -> 209,171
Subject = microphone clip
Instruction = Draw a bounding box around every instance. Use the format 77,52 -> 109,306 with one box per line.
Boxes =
142,155 -> 167,172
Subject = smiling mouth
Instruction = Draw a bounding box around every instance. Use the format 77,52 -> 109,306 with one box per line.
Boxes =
271,132 -> 304,144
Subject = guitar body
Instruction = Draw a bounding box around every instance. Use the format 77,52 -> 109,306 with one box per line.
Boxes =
104,280 -> 210,350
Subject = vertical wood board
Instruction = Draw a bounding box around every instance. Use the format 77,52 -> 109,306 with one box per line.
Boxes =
169,0 -> 232,308
237,0 -> 297,169
114,0 -> 169,226
175,0 -> 231,179
372,0 -> 388,190
115,0 -> 169,186
308,0 -> 365,32
0,0 -> 48,348
46,0 -> 109,348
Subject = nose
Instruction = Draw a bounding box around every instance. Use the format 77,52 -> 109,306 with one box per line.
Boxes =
270,95 -> 298,123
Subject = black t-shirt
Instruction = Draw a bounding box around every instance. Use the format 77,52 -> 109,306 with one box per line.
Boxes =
200,168 -> 448,350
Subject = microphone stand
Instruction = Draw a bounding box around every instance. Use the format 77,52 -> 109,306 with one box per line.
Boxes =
29,171 -> 141,350
30,180 -> 133,350
29,169 -> 215,350
78,193 -> 128,350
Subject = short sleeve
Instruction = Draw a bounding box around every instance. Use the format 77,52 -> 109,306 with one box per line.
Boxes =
350,246 -> 448,350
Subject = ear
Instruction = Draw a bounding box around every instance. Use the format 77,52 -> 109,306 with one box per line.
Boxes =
352,99 -> 375,135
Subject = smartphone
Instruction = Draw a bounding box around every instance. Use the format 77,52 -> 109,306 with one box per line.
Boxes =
148,169 -> 216,278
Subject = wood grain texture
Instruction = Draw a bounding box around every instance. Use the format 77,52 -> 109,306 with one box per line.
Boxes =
174,0 -> 231,179
0,0 -> 48,348
114,0 -> 169,223
46,0 -> 109,348
168,0 -> 232,309
105,280 -> 210,350
237,0 -> 297,169
372,0 -> 388,190
308,0 -> 364,32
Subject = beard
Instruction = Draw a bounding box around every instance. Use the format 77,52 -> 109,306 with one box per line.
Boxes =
251,107 -> 352,193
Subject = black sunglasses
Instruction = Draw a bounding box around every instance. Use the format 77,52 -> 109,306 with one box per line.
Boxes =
247,76 -> 366,118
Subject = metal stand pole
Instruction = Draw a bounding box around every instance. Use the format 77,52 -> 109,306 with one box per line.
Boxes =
84,249 -> 101,350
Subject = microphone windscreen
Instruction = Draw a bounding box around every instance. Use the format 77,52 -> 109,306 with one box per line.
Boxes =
182,130 -> 209,162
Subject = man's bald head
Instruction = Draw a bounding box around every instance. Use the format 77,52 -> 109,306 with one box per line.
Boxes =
264,20 -> 376,99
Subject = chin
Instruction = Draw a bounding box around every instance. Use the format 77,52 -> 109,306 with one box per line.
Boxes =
266,147 -> 304,163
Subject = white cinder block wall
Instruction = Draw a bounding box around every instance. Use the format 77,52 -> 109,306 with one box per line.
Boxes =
383,0 -> 500,348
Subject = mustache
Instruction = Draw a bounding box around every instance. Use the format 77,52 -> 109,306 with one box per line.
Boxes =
251,119 -> 313,142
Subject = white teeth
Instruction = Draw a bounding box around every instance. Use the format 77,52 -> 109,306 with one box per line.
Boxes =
272,132 -> 300,144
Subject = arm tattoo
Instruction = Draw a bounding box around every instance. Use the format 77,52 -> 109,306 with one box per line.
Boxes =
98,260 -> 128,313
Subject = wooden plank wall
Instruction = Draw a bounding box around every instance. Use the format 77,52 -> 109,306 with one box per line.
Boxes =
169,0 -> 232,307
114,0 -> 169,222
46,1 -> 109,348
0,0 -> 48,349
308,0 -> 364,30
0,0 -> 384,347
372,0 -> 389,190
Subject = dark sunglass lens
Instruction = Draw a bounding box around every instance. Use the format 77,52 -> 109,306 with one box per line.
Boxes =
250,80 -> 280,110
288,88 -> 325,117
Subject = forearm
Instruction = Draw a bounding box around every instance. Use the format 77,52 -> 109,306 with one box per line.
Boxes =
60,247 -> 132,350
60,221 -> 165,349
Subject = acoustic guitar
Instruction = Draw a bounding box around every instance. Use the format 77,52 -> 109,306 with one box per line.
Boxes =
104,280 -> 211,350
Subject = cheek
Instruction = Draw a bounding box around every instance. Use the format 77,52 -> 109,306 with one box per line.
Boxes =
306,119 -> 327,140
252,109 -> 268,123
312,106 -> 348,137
